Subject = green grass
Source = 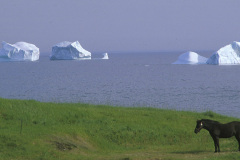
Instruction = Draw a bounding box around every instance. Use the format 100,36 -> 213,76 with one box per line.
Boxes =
0,98 -> 240,160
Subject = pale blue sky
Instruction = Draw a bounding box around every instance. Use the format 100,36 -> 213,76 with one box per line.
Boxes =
1,0 -> 240,54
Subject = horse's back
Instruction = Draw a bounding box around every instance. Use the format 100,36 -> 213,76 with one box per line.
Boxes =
226,121 -> 240,134
231,121 -> 240,132
216,121 -> 240,138
227,121 -> 240,126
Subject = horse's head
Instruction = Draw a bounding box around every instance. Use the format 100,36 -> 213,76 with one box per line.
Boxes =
194,120 -> 204,134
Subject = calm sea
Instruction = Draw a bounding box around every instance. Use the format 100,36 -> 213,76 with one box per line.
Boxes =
1,52 -> 240,118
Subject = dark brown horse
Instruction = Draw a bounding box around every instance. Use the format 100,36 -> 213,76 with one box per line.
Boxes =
195,119 -> 240,152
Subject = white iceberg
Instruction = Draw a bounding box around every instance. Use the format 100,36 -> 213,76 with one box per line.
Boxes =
207,41 -> 240,65
173,51 -> 208,64
50,41 -> 91,60
102,53 -> 109,59
0,41 -> 40,61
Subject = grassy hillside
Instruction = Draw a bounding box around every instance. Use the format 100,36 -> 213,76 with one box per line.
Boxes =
0,98 -> 240,160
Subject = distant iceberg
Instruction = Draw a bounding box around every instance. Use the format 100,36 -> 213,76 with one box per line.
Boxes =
0,41 -> 40,61
207,41 -> 240,65
173,51 -> 208,64
102,53 -> 109,59
50,41 -> 91,60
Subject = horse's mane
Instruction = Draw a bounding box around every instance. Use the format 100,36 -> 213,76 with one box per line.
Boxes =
201,119 -> 221,124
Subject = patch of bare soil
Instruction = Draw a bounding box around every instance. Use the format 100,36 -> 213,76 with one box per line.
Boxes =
50,135 -> 94,152
53,141 -> 77,151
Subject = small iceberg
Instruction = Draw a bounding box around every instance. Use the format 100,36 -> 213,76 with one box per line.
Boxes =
50,41 -> 91,60
207,41 -> 240,65
102,53 -> 109,59
0,41 -> 40,61
173,51 -> 208,64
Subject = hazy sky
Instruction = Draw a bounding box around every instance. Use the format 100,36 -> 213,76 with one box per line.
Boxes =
1,0 -> 240,54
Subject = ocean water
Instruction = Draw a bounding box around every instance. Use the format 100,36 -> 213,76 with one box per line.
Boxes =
1,52 -> 240,118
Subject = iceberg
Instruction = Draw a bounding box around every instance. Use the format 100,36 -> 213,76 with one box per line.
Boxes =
102,53 -> 109,59
0,41 -> 40,61
207,41 -> 240,65
50,41 -> 91,60
173,51 -> 208,64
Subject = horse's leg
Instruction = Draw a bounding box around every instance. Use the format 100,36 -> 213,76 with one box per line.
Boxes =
211,134 -> 220,152
210,134 -> 218,152
235,134 -> 240,151
216,137 -> 220,152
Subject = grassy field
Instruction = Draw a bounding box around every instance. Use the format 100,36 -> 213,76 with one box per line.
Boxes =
0,98 -> 240,160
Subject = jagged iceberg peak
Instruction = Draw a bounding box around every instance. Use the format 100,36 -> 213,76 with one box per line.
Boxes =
207,41 -> 240,65
0,41 -> 40,61
172,51 -> 208,64
50,41 -> 91,60
102,53 -> 109,59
